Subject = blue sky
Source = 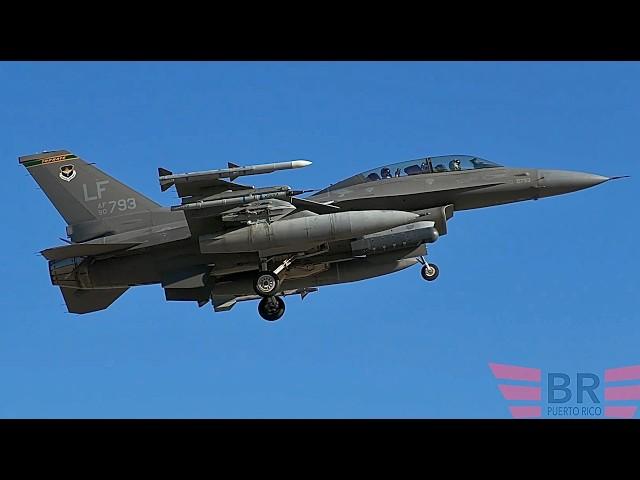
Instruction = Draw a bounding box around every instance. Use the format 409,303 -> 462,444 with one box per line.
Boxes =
0,62 -> 637,418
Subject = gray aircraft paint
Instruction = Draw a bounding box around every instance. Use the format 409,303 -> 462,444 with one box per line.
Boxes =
200,210 -> 419,255
20,150 -> 162,226
21,150 -> 624,318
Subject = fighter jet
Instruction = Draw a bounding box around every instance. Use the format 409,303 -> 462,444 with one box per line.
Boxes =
21,150 -> 626,321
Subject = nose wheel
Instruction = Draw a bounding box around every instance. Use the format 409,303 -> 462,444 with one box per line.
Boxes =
258,296 -> 286,321
418,256 -> 439,282
421,263 -> 439,281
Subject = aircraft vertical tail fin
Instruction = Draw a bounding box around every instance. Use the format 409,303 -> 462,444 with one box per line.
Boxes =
19,150 -> 161,226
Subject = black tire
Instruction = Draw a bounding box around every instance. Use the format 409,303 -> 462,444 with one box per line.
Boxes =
253,271 -> 280,296
258,296 -> 286,321
421,263 -> 439,281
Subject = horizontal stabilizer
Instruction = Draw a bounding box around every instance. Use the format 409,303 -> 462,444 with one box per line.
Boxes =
41,242 -> 140,261
60,287 -> 128,314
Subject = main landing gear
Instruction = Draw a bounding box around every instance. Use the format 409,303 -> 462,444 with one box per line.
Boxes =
254,270 -> 285,321
418,256 -> 439,282
258,296 -> 286,321
254,271 -> 280,296
253,255 -> 301,297
253,256 -> 296,321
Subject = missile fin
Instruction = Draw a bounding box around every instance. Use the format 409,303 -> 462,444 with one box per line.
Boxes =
158,167 -> 174,191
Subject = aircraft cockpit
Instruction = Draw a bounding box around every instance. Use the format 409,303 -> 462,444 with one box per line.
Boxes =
314,155 -> 503,194
363,155 -> 502,182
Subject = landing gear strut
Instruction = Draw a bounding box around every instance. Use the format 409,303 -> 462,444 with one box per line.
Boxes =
253,257 -> 292,321
258,296 -> 286,321
418,256 -> 439,282
252,250 -> 325,321
252,254 -> 300,297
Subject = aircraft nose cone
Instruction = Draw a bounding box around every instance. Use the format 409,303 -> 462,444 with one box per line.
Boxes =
537,170 -> 611,197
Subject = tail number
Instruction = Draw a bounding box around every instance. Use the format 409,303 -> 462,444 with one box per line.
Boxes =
97,198 -> 137,216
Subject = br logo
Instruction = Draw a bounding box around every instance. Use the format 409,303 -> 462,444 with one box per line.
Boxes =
488,363 -> 640,418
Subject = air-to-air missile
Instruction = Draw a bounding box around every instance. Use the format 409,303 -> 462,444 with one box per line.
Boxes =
171,186 -> 307,212
159,159 -> 312,190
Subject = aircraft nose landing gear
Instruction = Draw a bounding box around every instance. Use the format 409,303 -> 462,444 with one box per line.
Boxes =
421,263 -> 439,281
418,256 -> 439,282
258,296 -> 286,321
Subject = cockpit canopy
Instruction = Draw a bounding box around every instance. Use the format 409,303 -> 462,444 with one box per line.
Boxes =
316,155 -> 502,194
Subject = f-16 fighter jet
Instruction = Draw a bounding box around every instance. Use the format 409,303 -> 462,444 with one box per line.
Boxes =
21,150 -> 626,321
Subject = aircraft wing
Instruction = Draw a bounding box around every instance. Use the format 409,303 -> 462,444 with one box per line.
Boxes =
219,198 -> 296,224
177,197 -> 297,235
159,162 -> 314,235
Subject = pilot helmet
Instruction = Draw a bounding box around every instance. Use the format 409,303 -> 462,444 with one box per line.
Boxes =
381,167 -> 391,177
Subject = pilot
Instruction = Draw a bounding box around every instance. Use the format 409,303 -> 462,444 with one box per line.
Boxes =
394,168 -> 401,177
449,159 -> 462,171
381,167 -> 392,179
470,157 -> 487,169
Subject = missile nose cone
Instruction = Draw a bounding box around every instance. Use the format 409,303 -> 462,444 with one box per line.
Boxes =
291,160 -> 312,168
537,170 -> 611,197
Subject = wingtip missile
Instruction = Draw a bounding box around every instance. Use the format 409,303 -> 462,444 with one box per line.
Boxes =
158,159 -> 313,191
